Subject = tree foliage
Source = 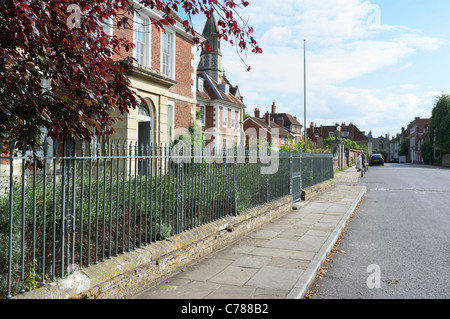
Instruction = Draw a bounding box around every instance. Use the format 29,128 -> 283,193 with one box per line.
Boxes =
0,0 -> 261,152
420,140 -> 434,163
399,137 -> 409,157
324,137 -> 362,151
429,93 -> 450,154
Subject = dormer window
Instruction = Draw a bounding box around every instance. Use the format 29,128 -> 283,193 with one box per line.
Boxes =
218,84 -> 230,95
198,78 -> 204,92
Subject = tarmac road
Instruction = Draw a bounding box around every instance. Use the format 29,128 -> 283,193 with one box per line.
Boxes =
311,163 -> 450,299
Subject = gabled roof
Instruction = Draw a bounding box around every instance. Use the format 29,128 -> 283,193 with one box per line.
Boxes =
197,72 -> 245,108
271,113 -> 302,128
308,123 -> 369,142
244,117 -> 291,137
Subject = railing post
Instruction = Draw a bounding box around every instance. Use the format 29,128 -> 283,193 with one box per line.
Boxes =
266,148 -> 269,202
233,146 -> 238,216
299,148 -> 303,194
6,140 -> 15,299
289,148 -> 293,196
176,144 -> 183,234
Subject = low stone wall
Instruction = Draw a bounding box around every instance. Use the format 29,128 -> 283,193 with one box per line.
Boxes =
301,179 -> 336,201
14,195 -> 293,299
442,154 -> 450,168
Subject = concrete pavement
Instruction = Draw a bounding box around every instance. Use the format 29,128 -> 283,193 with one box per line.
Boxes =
133,168 -> 366,300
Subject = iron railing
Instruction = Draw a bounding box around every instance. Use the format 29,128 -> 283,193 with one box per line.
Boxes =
0,139 -> 332,298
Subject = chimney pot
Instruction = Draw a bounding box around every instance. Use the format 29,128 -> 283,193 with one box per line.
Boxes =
271,102 -> 276,114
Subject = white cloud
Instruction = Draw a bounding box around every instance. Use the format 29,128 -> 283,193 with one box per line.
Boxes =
193,0 -> 449,138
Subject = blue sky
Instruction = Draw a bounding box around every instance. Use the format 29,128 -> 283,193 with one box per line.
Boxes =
191,0 -> 450,139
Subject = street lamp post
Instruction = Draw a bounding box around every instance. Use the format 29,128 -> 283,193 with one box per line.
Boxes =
303,40 -> 307,150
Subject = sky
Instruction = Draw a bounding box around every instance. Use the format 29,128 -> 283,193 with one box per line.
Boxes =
190,0 -> 450,139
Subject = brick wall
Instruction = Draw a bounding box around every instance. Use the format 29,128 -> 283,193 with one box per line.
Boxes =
243,119 -> 270,146
170,33 -> 194,98
111,12 -> 133,62
173,99 -> 193,131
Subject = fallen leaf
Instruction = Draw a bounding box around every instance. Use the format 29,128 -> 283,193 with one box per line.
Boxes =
383,279 -> 399,285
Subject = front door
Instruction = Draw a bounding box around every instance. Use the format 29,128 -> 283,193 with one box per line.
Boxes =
138,121 -> 151,174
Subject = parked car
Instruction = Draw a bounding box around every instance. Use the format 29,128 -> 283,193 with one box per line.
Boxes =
369,154 -> 384,166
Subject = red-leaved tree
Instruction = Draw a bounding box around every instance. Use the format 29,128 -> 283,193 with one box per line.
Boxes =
0,0 -> 261,152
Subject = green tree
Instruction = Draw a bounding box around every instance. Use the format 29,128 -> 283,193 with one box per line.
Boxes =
399,138 -> 410,157
420,140 -> 434,163
0,0 -> 261,152
324,136 -> 366,153
429,94 -> 450,154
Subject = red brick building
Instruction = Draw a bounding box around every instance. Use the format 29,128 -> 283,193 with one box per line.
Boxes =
196,15 -> 246,148
109,5 -> 198,147
408,117 -> 430,163
307,122 -> 369,150
243,107 -> 293,149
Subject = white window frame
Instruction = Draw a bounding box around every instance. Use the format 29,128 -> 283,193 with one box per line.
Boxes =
198,78 -> 204,92
161,28 -> 175,79
222,107 -> 228,128
133,13 -> 150,68
198,104 -> 205,126
102,17 -> 113,36
230,109 -> 236,129
167,101 -> 175,143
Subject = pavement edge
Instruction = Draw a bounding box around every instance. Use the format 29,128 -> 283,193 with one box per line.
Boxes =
286,185 -> 368,299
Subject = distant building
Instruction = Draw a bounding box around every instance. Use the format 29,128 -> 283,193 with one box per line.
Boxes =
308,122 -> 369,150
389,133 -> 402,162
368,132 -> 390,161
243,108 -> 292,149
268,103 -> 303,145
409,117 -> 430,163
196,15 -> 246,148
390,117 -> 430,163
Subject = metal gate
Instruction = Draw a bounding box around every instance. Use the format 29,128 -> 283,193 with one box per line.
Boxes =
289,151 -> 334,202
291,152 -> 302,202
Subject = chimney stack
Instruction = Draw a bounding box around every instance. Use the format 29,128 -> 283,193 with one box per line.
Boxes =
271,102 -> 276,114
264,111 -> 271,126
254,108 -> 260,118
277,118 -> 284,129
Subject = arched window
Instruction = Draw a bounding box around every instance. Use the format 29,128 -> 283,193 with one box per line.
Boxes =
139,104 -> 152,122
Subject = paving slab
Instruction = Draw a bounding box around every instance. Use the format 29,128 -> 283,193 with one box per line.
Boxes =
133,169 -> 367,300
